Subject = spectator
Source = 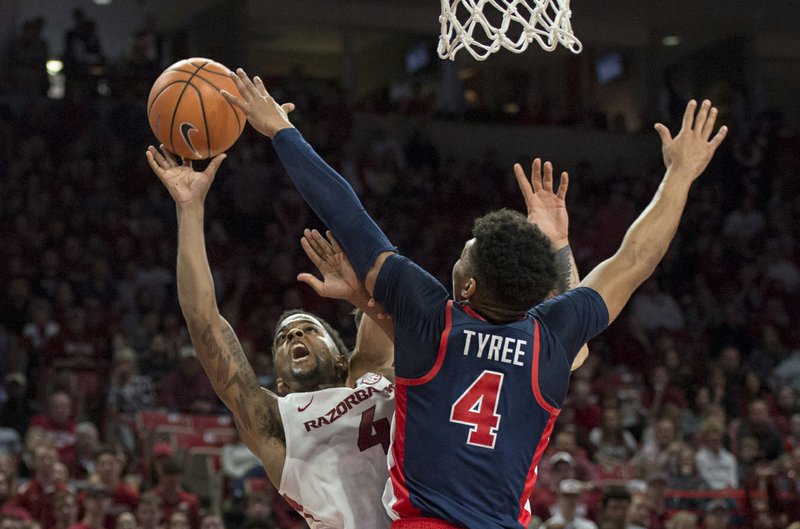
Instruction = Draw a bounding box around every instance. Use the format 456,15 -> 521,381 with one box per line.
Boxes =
7,17 -> 49,98
45,307 -> 108,422
737,399 -> 784,461
0,373 -> 39,437
71,483 -> 112,529
632,418 -> 678,478
158,346 -> 217,414
152,459 -> 199,529
199,514 -> 225,529
695,418 -> 738,490
530,452 -> 577,522
165,511 -> 190,529
0,513 -> 25,529
242,490 -> 277,528
668,446 -> 706,504
134,493 -> 161,529
106,347 -> 155,453
30,392 -> 77,468
542,479 -> 597,529
702,499 -> 730,529
112,512 -> 135,529
71,423 -> 99,481
589,408 -> 638,467
665,511 -> 697,529
62,9 -> 105,97
598,487 -> 631,529
220,430 -> 263,499
10,445 -> 66,529
680,386 -> 714,442
83,446 -> 138,529
625,492 -> 650,529
52,490 -> 78,529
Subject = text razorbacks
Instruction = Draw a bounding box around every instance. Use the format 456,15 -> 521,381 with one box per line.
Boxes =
303,384 -> 393,432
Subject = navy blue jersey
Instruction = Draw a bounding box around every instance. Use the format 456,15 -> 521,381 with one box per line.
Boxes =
376,255 -> 608,529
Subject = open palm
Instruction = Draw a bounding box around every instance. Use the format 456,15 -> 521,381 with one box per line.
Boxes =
146,145 -> 226,205
514,158 -> 569,244
298,229 -> 365,302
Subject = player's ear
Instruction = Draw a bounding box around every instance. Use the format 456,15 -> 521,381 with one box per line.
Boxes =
461,277 -> 477,299
335,354 -> 349,381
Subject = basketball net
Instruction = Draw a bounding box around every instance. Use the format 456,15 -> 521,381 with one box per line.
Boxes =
438,0 -> 582,61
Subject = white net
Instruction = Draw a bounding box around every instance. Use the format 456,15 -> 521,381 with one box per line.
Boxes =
438,0 -> 582,61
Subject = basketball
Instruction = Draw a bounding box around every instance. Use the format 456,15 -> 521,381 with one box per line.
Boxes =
147,58 -> 245,160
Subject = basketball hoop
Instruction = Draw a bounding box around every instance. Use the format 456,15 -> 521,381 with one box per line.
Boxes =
438,0 -> 582,61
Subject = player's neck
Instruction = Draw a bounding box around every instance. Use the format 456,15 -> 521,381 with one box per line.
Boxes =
465,300 -> 524,323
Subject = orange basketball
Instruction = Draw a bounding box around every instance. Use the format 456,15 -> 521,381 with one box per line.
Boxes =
147,58 -> 245,160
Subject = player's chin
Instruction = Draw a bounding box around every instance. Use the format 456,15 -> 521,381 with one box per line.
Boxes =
289,358 -> 321,379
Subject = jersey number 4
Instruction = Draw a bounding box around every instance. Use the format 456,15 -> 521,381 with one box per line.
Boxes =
358,405 -> 390,454
449,370 -> 504,449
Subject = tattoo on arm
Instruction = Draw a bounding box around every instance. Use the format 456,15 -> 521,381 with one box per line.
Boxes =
200,324 -> 285,442
556,245 -> 574,293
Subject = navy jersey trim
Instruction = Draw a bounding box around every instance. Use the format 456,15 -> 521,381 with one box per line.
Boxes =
396,300 -> 453,386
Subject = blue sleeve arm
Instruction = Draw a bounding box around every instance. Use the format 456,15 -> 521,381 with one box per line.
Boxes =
272,128 -> 396,279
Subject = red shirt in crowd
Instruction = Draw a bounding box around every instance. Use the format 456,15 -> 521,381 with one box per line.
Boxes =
30,414 -> 77,466
10,479 -> 67,529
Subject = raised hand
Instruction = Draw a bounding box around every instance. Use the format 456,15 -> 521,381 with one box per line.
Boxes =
146,145 -> 225,205
220,68 -> 296,139
297,229 -> 367,303
655,99 -> 728,180
513,158 -> 570,246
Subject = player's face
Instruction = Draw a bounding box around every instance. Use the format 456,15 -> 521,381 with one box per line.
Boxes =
452,239 -> 476,301
273,314 -> 345,393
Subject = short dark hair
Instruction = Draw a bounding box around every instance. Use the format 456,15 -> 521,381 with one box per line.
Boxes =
273,309 -> 349,359
601,486 -> 631,507
471,209 -> 557,312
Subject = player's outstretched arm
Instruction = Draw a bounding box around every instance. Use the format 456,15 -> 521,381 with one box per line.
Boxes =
580,100 -> 728,324
297,229 -> 394,384
145,146 -> 286,484
514,159 -> 588,369
221,69 -> 395,295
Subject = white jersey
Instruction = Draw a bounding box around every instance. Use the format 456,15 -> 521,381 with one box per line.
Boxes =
277,373 -> 395,529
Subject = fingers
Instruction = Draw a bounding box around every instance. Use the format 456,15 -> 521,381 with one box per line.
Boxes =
709,125 -> 729,149
701,106 -> 719,140
542,161 -> 554,192
307,229 -> 334,259
220,89 -> 247,110
205,153 -> 227,176
325,230 -> 344,255
253,76 -> 269,98
145,148 -> 164,176
282,102 -> 296,114
296,273 -> 326,295
680,100 -> 697,132
235,68 -> 260,100
556,171 -> 569,200
654,123 -> 673,145
530,158 -> 543,193
513,163 -> 535,207
693,100 -> 711,134
300,234 -> 325,269
158,144 -> 179,167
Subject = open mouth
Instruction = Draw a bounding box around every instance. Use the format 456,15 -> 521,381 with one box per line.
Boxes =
290,343 -> 311,361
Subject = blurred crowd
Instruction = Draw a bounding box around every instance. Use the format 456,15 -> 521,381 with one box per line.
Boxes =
2,9 -> 800,529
